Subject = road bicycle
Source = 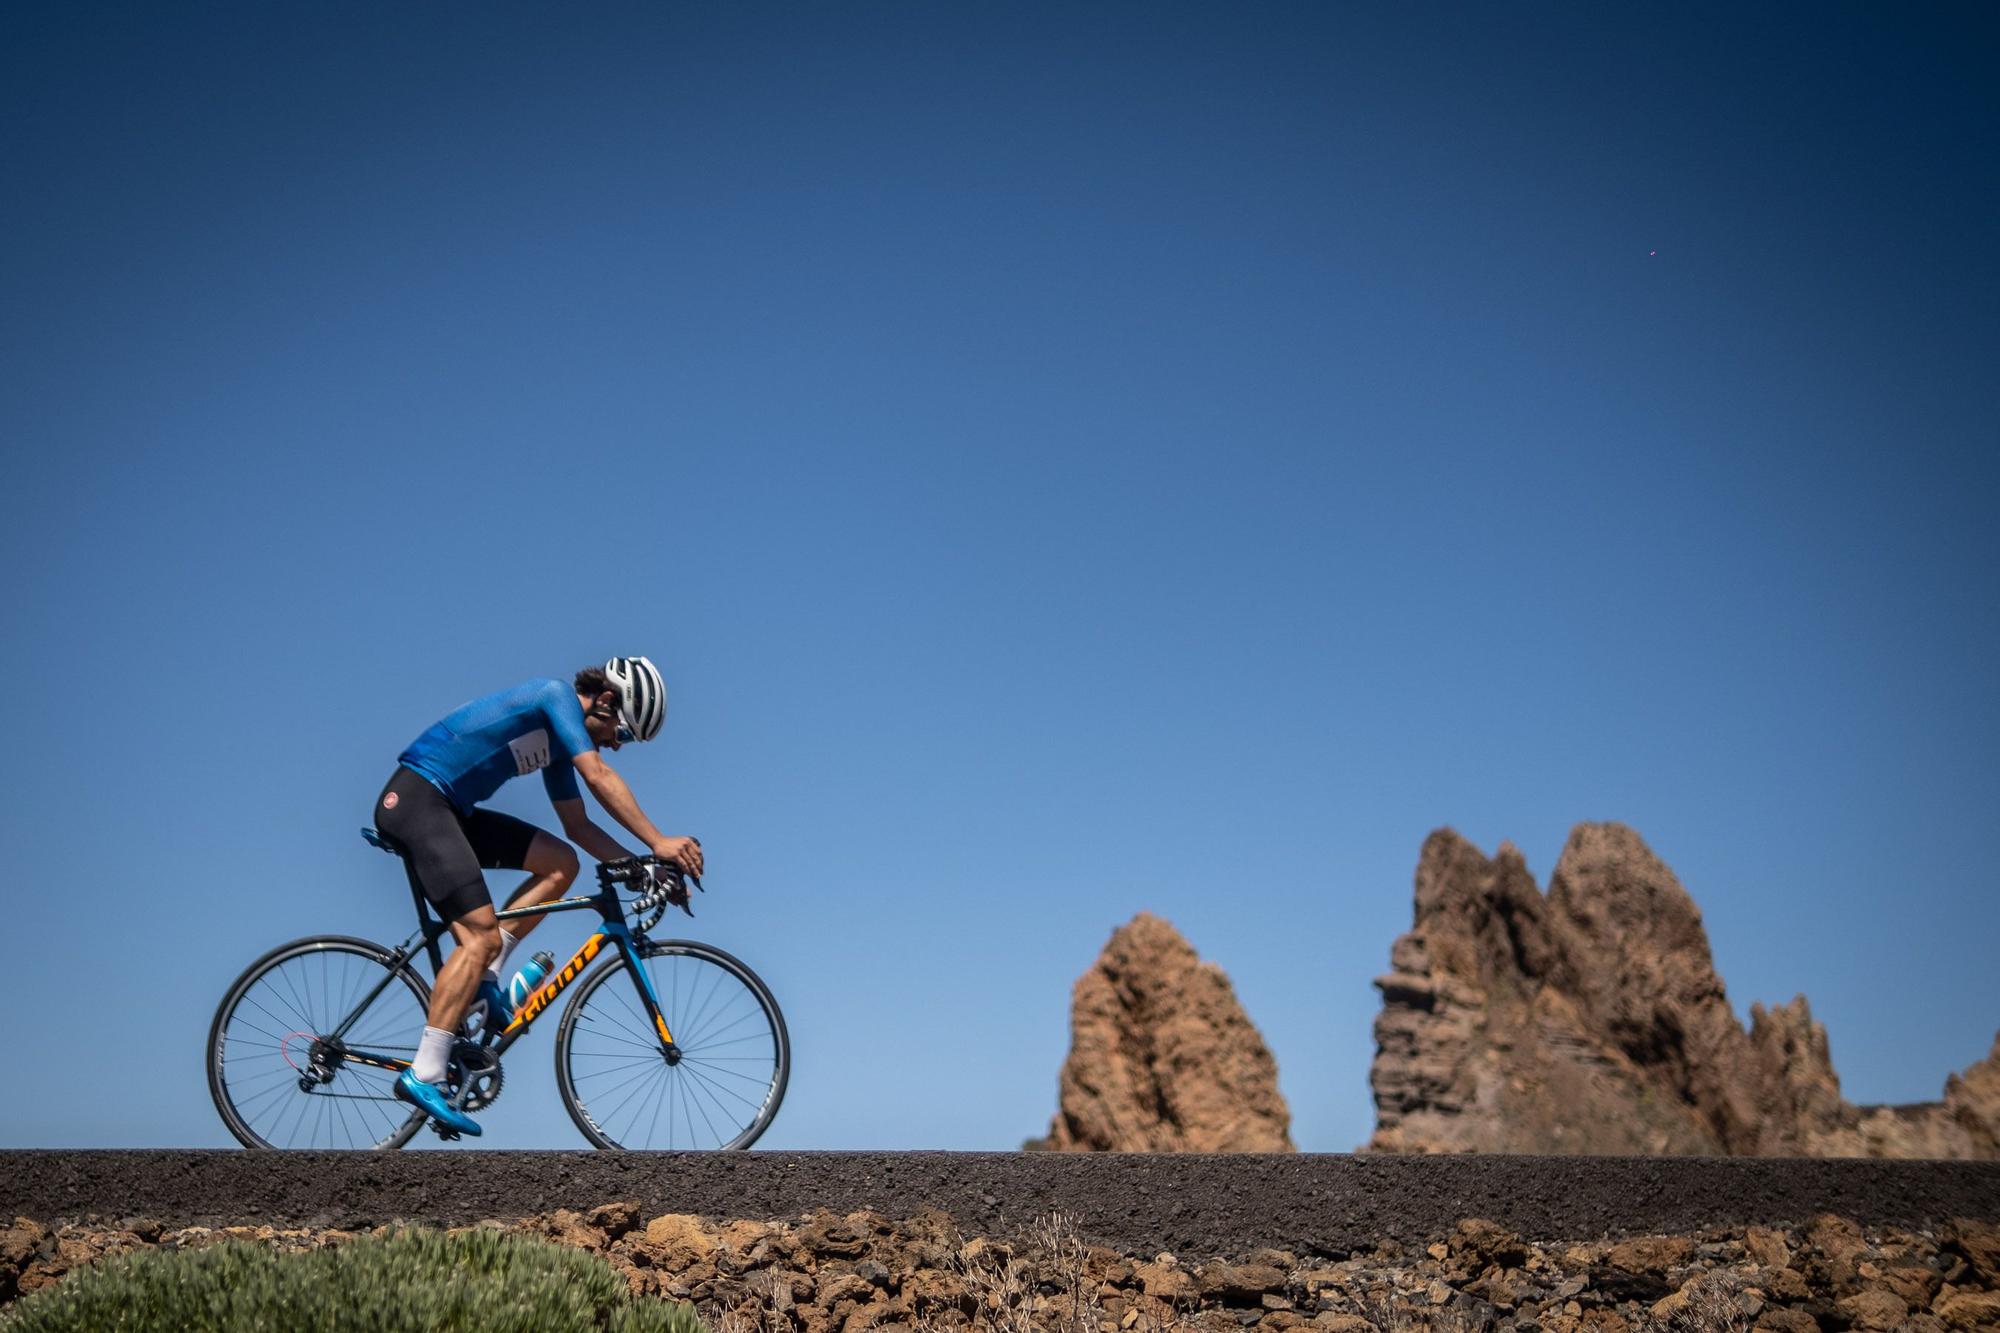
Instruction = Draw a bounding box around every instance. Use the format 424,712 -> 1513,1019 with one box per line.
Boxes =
207,827 -> 789,1151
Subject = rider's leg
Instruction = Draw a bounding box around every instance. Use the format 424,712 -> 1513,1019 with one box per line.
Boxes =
491,832 -> 581,943
374,769 -> 498,1038
426,903 -> 502,1032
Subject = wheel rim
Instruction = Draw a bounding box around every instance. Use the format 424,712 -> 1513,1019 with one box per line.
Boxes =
560,946 -> 786,1150
211,941 -> 428,1149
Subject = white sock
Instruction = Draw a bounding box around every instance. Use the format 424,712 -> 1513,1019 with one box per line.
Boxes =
413,1026 -> 455,1085
485,930 -> 519,985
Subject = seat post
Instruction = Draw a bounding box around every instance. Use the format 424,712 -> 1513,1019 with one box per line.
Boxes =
404,860 -> 450,977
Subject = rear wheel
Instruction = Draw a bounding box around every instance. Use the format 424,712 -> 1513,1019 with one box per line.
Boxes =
554,940 -> 788,1150
208,935 -> 431,1150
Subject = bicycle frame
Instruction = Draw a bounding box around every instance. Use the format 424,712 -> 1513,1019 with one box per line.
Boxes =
325,863 -> 679,1078
492,891 -> 675,1049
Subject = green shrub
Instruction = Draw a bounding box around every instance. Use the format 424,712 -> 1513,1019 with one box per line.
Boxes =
1,1227 -> 705,1333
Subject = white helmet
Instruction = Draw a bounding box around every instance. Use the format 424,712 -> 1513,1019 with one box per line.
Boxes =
603,656 -> 666,742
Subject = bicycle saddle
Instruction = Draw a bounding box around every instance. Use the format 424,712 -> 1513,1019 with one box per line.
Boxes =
360,826 -> 409,857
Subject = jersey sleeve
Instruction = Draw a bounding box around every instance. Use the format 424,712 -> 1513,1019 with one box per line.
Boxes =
542,761 -> 580,803
537,680 -> 595,803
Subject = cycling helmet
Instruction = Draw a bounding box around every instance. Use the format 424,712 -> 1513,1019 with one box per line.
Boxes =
602,656 -> 666,742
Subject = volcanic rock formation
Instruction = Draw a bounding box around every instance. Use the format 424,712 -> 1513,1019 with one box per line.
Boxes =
1033,911 -> 1294,1151
1369,821 -> 2000,1157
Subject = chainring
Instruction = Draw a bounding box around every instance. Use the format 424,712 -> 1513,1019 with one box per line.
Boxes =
446,1045 -> 506,1112
462,1060 -> 504,1111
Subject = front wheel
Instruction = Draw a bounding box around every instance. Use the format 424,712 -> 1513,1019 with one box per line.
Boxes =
554,940 -> 789,1150
208,935 -> 431,1150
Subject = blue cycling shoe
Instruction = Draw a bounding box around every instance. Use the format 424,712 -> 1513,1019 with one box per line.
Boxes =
394,1069 -> 482,1137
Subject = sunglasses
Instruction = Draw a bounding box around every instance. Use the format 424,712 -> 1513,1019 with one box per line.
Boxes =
590,705 -> 637,745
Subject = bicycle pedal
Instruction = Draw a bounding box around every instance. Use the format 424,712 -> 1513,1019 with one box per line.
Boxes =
431,1123 -> 461,1142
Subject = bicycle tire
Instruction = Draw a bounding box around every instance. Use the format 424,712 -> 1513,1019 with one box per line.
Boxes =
208,934 -> 432,1150
553,939 -> 789,1150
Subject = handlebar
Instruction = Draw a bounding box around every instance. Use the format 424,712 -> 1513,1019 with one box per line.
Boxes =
596,850 -> 704,919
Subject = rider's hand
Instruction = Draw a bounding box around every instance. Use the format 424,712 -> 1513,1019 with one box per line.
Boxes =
652,836 -> 703,878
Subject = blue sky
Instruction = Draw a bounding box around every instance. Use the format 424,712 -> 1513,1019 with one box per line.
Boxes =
3,2 -> 1996,1152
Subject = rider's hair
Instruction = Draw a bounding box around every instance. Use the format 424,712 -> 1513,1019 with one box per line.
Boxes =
574,666 -> 620,704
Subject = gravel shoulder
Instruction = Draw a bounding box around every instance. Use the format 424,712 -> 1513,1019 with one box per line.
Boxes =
4,1152 -> 1996,1255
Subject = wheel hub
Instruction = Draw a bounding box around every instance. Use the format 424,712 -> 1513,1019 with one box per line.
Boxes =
298,1037 -> 340,1090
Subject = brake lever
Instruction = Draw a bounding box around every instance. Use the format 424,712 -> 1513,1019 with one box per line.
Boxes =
646,853 -> 703,917
662,867 -> 698,917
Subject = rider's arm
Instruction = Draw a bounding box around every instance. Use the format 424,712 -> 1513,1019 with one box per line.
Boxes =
537,684 -> 647,863
551,797 -> 636,865
571,751 -> 703,874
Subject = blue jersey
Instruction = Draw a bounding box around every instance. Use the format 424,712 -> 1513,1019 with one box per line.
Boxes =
397,678 -> 596,810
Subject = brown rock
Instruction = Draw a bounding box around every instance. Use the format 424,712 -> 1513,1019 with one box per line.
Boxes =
1935,1290 -> 2000,1331
1807,1215 -> 1872,1293
1451,1218 -> 1530,1270
1606,1236 -> 1695,1275
1761,1267 -> 1813,1303
1194,1263 -> 1288,1304
839,1299 -> 892,1333
719,1219 -> 776,1262
1752,1312 -> 1819,1333
1837,1289 -> 1908,1331
1366,823 -> 2000,1158
1474,1266 -> 1527,1309
797,1213 -> 872,1262
1874,1262 -> 1943,1309
586,1201 -> 641,1240
1650,1289 -> 1691,1324
1311,1318 -> 1377,1333
899,1268 -> 967,1318
1293,1269 -> 1348,1305
817,1273 -> 879,1307
635,1213 -> 719,1276
1808,1215 -> 1867,1261
1746,1227 -> 1794,1270
1946,1218 -> 2000,1288
1034,913 -> 1294,1151
539,1208 -> 609,1252
0,1219 -> 44,1269
1136,1259 -> 1198,1301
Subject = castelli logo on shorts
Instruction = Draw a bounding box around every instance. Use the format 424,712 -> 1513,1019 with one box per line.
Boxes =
382,792 -> 400,809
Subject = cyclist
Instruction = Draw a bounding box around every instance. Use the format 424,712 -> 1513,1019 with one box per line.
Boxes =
373,656 -> 701,1136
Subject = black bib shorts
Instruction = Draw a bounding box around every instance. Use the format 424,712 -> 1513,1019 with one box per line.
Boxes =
373,766 -> 541,924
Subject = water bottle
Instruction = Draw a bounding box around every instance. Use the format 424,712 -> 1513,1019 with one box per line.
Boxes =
508,951 -> 555,1011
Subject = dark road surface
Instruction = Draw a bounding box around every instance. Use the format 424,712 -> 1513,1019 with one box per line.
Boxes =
5,1152 -> 1996,1257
